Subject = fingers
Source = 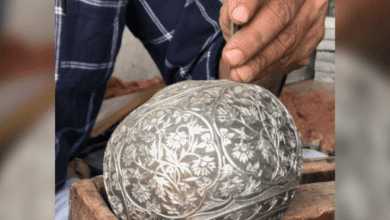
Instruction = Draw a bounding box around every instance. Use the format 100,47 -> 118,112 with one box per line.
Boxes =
222,0 -> 306,70
228,0 -> 263,24
219,3 -> 231,41
290,3 -> 327,62
229,0 -> 312,82
249,14 -> 325,83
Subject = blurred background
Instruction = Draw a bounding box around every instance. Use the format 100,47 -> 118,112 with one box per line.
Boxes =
336,0 -> 390,219
0,0 -> 389,219
0,0 -> 54,219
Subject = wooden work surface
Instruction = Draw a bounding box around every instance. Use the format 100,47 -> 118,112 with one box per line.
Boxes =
70,177 -> 335,220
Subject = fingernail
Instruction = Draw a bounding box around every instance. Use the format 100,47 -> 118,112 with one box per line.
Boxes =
235,66 -> 252,82
232,6 -> 248,23
226,49 -> 243,66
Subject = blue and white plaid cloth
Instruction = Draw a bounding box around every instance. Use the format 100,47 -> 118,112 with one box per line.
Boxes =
55,0 -> 225,217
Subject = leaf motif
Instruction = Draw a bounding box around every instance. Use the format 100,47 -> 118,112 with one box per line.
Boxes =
259,110 -> 266,121
158,143 -> 165,160
157,114 -> 165,125
195,180 -> 204,187
249,106 -> 259,120
165,148 -> 177,164
175,116 -> 181,125
188,123 -> 208,135
180,148 -> 186,160
221,164 -> 234,179
202,156 -> 214,162
138,157 -> 143,167
183,113 -> 191,121
157,176 -> 171,188
164,116 -> 171,126
205,144 -> 215,153
167,191 -> 181,205
231,127 -> 248,140
270,116 -> 277,128
246,162 -> 253,172
178,162 -> 191,174
227,88 -> 234,96
196,141 -> 207,149
184,176 -> 199,182
239,106 -> 251,116
162,203 -> 179,214
139,170 -> 153,180
166,166 -> 175,176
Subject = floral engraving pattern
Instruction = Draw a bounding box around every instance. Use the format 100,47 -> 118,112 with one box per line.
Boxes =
103,80 -> 302,220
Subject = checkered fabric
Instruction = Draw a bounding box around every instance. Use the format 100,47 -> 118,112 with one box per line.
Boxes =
55,0 -> 225,192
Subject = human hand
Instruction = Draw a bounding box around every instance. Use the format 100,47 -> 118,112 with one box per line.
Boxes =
219,0 -> 329,83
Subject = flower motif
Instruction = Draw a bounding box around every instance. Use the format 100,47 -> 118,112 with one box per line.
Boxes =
217,107 -> 235,126
131,182 -> 151,203
246,161 -> 260,173
191,156 -> 216,176
197,133 -> 215,152
234,86 -> 243,94
220,128 -> 235,145
257,134 -> 273,151
103,165 -> 110,180
112,172 -> 121,190
146,198 -> 161,213
219,176 -> 244,197
197,187 -> 206,196
127,203 -> 137,216
122,144 -> 137,166
287,137 -> 297,149
125,130 -> 138,144
156,110 -> 165,117
110,195 -> 124,213
172,110 -> 191,124
166,131 -> 188,150
232,143 -> 254,163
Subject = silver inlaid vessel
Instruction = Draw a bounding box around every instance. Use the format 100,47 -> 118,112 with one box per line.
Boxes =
103,80 -> 302,220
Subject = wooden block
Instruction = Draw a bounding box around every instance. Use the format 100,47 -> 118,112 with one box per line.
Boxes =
315,71 -> 335,83
282,181 -> 335,220
71,173 -> 335,220
316,51 -> 335,63
316,40 -> 335,51
325,17 -> 335,29
301,158 -> 335,184
324,28 -> 335,40
315,61 -> 335,73
70,178 -> 117,220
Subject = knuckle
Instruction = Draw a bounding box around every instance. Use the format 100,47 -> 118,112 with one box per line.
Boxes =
267,0 -> 293,26
277,30 -> 296,53
316,0 -> 329,11
298,57 -> 311,66
279,54 -> 291,66
252,53 -> 268,72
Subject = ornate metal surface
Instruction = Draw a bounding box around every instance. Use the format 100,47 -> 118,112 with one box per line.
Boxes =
103,80 -> 303,220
